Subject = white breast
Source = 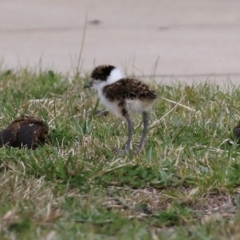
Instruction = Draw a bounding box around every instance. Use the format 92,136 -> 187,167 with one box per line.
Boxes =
99,94 -> 123,116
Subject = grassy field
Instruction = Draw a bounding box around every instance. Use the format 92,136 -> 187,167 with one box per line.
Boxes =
0,68 -> 240,240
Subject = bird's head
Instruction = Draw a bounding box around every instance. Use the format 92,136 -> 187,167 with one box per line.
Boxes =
84,65 -> 124,90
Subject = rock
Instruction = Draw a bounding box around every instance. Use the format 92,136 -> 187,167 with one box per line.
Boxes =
0,115 -> 49,149
233,123 -> 240,144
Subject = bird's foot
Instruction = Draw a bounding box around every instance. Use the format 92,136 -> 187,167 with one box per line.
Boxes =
112,147 -> 131,156
112,148 -> 127,156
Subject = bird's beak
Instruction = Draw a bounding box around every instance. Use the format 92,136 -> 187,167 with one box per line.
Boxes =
84,80 -> 93,88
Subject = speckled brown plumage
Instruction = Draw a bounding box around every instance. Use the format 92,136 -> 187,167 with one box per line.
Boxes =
91,65 -> 115,81
0,115 -> 49,149
103,78 -> 157,102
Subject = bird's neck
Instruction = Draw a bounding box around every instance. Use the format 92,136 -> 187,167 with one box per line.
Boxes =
92,81 -> 109,98
107,68 -> 124,84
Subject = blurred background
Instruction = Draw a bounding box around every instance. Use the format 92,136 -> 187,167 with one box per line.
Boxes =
0,0 -> 240,86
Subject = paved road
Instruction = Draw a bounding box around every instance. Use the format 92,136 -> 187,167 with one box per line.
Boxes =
0,0 -> 240,86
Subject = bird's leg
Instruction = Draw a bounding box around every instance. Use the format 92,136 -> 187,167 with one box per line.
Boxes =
125,115 -> 134,154
138,111 -> 149,152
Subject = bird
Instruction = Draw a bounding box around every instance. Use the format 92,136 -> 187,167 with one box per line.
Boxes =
84,65 -> 157,153
0,115 -> 49,150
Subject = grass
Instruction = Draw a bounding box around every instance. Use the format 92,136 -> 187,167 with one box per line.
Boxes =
0,67 -> 240,239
